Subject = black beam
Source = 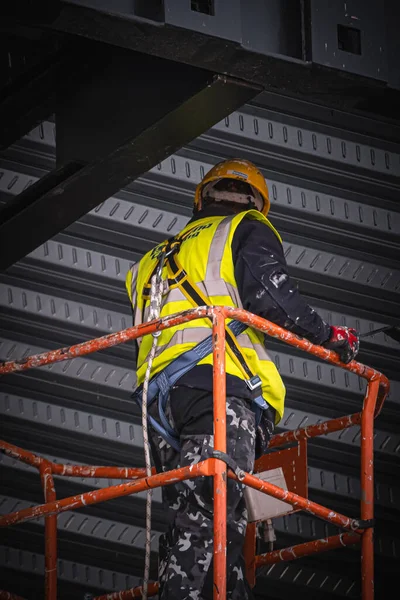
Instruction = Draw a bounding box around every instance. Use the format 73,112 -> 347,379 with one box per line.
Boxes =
1,0 -> 400,120
0,33 -> 94,150
0,49 -> 259,271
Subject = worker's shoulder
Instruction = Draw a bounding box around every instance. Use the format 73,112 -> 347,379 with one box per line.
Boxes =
235,213 -> 279,241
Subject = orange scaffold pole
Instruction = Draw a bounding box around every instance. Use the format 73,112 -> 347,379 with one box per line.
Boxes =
212,307 -> 228,599
0,460 -> 214,528
0,306 -> 390,600
360,378 -> 380,600
39,461 -> 57,600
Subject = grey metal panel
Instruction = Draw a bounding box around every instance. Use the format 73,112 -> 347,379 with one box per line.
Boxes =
23,213 -> 400,297
310,0 -> 387,81
212,109 -> 400,176
2,394 -> 400,529
65,0 -> 159,23
3,391 -> 400,516
283,242 -> 400,295
1,455 -> 398,561
0,337 -> 137,391
21,227 -> 400,300
1,327 -> 399,407
90,196 -> 187,238
0,167 -> 186,240
259,560 -> 357,595
4,335 -> 400,406
2,95 -> 400,596
279,405 -> 400,458
23,121 -> 58,148
143,153 -> 400,235
1,283 -> 398,351
276,352 -> 398,404
307,465 -> 399,510
266,179 -> 400,238
1,439 -> 398,513
2,390 -> 400,461
0,545 -> 142,592
27,240 -> 132,287
16,124 -> 400,235
0,392 -> 144,447
0,496 -> 160,551
0,284 -> 131,332
0,173 -> 188,241
24,116 -> 400,179
0,543 -> 357,597
3,163 -> 400,301
24,120 -> 56,147
386,0 -> 400,91
0,452 -> 162,504
275,511 -> 400,560
240,0 -> 302,60
0,167 -> 37,196
164,0 -> 242,43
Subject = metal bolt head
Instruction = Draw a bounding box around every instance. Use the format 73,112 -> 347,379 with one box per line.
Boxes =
237,470 -> 246,481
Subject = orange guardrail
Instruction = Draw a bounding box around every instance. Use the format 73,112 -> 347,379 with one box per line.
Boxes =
0,306 -> 390,600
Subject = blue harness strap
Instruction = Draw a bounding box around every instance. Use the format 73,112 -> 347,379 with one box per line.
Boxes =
132,320 -> 268,451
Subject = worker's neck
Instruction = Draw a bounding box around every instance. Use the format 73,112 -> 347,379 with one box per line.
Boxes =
190,203 -> 243,223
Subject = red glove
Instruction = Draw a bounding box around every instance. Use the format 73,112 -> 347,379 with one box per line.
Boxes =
322,326 -> 360,364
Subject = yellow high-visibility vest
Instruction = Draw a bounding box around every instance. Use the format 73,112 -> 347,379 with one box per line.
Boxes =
126,210 -> 286,422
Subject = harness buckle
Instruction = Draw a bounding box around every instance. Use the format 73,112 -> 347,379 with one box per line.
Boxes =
246,375 -> 262,391
212,450 -> 245,481
165,243 -> 180,258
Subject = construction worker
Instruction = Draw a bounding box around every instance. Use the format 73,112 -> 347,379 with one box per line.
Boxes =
125,159 -> 360,600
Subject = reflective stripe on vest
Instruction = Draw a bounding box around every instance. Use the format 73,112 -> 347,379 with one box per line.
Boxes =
143,327 -> 273,363
126,210 -> 286,422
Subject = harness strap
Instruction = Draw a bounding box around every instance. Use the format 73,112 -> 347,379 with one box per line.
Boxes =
141,232 -> 259,388
133,319 -> 248,404
132,319 -> 264,451
212,450 -> 244,479
167,251 -> 258,386
141,229 -> 196,300
134,226 -> 268,450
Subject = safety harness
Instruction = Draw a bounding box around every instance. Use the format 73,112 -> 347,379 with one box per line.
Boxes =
132,232 -> 270,451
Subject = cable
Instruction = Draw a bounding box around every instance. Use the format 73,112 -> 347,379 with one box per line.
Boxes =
141,270 -> 163,600
263,519 -> 276,552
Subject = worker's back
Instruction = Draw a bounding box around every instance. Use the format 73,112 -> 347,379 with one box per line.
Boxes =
126,209 -> 286,421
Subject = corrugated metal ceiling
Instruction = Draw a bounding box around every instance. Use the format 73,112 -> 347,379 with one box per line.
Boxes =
1,93 -> 399,599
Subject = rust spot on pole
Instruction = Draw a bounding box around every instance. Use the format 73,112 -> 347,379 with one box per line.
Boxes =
256,532 -> 360,566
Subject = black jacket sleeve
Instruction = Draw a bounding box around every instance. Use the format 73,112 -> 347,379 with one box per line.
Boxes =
232,218 -> 331,345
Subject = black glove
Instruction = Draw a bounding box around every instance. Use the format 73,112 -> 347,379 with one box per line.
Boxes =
255,411 -> 275,459
322,326 -> 360,364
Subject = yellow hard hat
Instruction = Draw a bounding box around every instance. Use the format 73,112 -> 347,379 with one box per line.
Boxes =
194,159 -> 270,216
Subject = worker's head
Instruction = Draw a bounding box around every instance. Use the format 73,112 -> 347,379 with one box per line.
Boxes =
194,159 -> 270,216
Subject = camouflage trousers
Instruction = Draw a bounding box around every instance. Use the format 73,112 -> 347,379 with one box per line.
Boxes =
148,388 -> 257,600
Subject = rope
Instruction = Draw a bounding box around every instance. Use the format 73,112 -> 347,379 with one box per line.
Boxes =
141,271 -> 163,600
